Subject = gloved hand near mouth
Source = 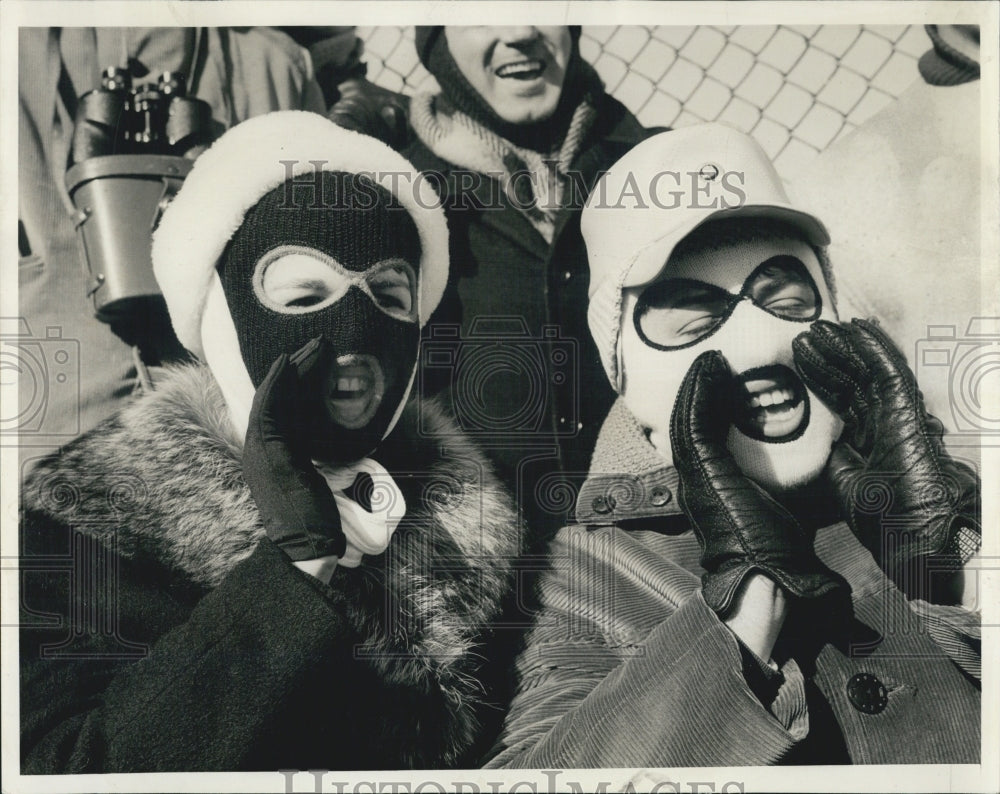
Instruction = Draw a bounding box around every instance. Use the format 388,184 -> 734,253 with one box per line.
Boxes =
670,350 -> 847,615
243,337 -> 347,563
793,318 -> 981,601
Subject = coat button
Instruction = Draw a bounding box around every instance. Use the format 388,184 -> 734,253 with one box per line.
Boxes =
846,673 -> 888,715
562,270 -> 572,282
650,487 -> 672,506
592,494 -> 616,515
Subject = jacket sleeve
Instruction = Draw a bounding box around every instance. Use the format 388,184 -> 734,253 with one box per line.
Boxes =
908,599 -> 981,682
487,525 -> 808,769
19,514 -> 451,772
906,543 -> 983,682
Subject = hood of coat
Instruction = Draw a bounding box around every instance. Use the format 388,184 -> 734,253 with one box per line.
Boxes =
21,363 -> 521,760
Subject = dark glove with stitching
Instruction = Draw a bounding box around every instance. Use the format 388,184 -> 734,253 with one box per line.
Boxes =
670,350 -> 846,614
792,318 -> 981,599
328,77 -> 411,151
243,337 -> 346,561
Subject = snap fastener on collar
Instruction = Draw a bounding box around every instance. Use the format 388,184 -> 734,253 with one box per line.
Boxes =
592,494 -> 616,515
650,487 -> 672,507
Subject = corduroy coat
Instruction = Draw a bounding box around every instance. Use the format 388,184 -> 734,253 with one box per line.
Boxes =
19,364 -> 521,773
488,400 -> 981,768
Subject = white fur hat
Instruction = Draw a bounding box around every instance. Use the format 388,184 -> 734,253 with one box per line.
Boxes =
583,123 -> 829,391
152,110 -> 449,361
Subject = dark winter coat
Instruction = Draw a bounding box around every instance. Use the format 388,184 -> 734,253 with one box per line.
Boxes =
489,400 -> 981,768
404,94 -> 661,544
19,363 -> 521,773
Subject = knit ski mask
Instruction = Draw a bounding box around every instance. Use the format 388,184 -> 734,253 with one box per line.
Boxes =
620,219 -> 844,492
217,171 -> 422,464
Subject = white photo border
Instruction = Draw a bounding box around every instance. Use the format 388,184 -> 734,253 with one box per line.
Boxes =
2,2 -> 997,793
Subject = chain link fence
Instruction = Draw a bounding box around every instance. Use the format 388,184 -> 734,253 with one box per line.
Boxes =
359,25 -> 930,177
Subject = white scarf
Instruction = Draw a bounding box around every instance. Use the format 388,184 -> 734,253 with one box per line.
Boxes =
314,457 -> 406,567
200,274 -> 408,567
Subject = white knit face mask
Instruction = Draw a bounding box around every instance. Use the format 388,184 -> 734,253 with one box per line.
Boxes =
620,234 -> 843,492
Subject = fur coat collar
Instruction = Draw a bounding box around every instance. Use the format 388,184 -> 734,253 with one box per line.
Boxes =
21,363 -> 521,763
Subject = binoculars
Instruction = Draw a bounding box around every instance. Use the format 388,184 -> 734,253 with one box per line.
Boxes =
65,67 -> 215,324
71,67 -> 213,163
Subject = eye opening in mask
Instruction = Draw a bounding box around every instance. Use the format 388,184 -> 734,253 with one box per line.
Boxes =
254,245 -> 353,314
747,255 -> 822,322
253,245 -> 419,322
366,258 -> 418,322
634,254 -> 822,351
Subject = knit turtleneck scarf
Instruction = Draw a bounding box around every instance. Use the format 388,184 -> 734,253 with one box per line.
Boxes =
412,27 -> 604,241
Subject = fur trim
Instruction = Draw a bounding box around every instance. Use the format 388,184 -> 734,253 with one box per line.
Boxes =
22,363 -> 521,764
151,111 -> 450,359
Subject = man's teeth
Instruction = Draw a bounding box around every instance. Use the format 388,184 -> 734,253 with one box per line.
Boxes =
496,61 -> 543,77
749,388 -> 794,408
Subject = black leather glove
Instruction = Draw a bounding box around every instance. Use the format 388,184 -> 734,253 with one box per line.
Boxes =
243,337 -> 346,561
670,350 -> 846,614
792,319 -> 981,599
328,77 -> 411,151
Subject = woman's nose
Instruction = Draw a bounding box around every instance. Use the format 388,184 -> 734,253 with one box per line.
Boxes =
715,299 -> 802,374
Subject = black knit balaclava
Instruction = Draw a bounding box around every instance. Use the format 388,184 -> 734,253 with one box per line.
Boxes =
415,26 -> 596,152
217,171 -> 422,463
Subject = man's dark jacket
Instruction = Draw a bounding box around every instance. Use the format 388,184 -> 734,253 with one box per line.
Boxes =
404,94 -> 661,543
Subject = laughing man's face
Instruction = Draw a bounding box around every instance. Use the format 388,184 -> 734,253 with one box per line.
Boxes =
620,230 -> 843,492
444,26 -> 572,125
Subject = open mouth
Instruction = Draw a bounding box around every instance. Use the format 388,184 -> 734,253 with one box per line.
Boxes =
733,364 -> 810,442
326,354 -> 384,430
495,58 -> 547,80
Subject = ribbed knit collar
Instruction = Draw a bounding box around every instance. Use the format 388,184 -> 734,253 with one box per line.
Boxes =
409,90 -> 598,242
409,91 -> 596,176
